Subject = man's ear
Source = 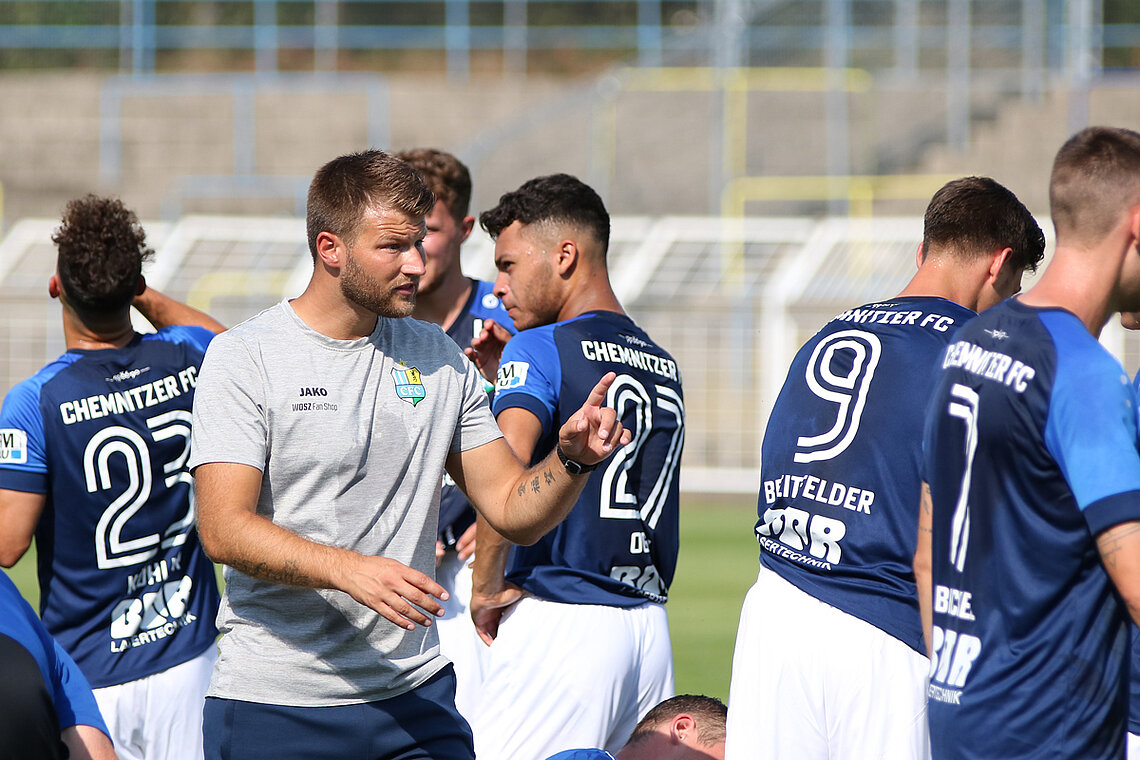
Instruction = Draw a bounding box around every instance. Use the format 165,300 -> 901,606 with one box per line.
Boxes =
460,215 -> 476,244
670,714 -> 697,745
136,274 -> 147,296
555,239 -> 579,276
315,231 -> 343,270
915,242 -> 926,270
988,247 -> 1014,283
48,274 -> 61,300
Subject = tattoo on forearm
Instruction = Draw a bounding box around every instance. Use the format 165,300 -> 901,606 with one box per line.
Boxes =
531,476 -> 541,494
231,558 -> 313,586
1098,523 -> 1140,570
544,470 -> 555,485
517,482 -> 526,497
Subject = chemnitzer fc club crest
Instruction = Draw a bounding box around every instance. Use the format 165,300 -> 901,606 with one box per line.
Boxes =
392,363 -> 426,407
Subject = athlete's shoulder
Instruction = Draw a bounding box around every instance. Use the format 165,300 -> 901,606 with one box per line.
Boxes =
3,355 -> 81,405
144,324 -> 217,353
543,750 -> 616,760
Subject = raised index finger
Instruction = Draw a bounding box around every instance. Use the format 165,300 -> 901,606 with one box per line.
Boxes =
584,371 -> 617,409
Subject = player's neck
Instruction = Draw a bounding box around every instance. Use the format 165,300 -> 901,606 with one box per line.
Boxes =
62,308 -> 136,351
1018,244 -> 1117,336
558,271 -> 625,322
896,263 -> 983,312
412,272 -> 471,330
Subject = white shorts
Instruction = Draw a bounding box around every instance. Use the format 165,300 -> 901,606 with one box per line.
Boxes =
472,595 -> 673,760
726,566 -> 930,760
434,551 -> 486,723
93,645 -> 217,760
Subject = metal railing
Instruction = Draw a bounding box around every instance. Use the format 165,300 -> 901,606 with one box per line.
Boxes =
1,0 -> 1133,86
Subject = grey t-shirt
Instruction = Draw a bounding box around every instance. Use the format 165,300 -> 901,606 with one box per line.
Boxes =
188,300 -> 503,706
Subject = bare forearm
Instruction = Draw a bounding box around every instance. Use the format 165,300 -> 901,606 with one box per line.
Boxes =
494,451 -> 589,545
201,506 -> 353,591
916,483 -> 934,655
472,514 -> 513,594
62,726 -> 118,760
133,287 -> 225,333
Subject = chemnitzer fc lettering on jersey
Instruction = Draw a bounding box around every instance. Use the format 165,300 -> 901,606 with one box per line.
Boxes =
941,340 -> 1037,391
833,304 -> 958,333
579,339 -> 680,381
58,365 -> 199,425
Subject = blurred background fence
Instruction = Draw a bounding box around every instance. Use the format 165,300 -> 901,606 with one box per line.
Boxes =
2,1 -> 1139,491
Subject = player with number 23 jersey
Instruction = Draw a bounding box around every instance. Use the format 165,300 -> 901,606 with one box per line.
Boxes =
0,328 -> 220,689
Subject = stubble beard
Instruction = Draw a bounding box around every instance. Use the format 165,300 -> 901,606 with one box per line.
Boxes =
340,250 -> 416,319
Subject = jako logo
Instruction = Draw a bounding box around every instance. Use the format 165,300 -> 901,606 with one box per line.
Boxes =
299,387 -> 328,397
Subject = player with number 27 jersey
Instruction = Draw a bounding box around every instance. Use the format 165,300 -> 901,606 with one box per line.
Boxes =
492,310 -> 684,606
758,296 -> 973,651
0,327 -> 220,689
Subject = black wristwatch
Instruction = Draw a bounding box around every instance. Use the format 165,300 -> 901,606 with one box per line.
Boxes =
556,444 -> 598,476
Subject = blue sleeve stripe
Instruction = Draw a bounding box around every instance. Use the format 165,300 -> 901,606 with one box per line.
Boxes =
149,325 -> 215,353
493,393 -> 553,434
1041,311 -> 1140,509
1084,490 -> 1140,536
0,469 -> 48,493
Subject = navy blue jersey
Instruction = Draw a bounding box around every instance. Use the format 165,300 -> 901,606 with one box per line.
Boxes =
1127,372 -> 1140,737
0,328 -> 220,688
437,279 -> 514,547
492,311 -> 684,607
757,296 -> 974,653
923,299 -> 1140,760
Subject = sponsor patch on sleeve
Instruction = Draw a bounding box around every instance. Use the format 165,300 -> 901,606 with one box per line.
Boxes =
0,429 -> 28,464
496,361 -> 530,391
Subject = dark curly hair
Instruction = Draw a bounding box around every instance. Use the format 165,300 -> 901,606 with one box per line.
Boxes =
479,173 -> 610,259
52,195 -> 153,316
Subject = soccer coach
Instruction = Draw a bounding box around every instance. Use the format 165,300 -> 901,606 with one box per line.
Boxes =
188,149 -> 630,760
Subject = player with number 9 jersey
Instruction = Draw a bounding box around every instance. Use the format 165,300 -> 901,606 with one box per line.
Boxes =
726,176 -> 1046,760
756,296 -> 974,650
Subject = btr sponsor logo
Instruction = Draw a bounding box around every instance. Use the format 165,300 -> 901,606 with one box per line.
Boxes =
110,575 -> 198,652
756,505 -> 846,564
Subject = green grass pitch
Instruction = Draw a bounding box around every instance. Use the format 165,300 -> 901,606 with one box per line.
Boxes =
2,495 -> 759,703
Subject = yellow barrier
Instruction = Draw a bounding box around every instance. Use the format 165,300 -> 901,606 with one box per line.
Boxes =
187,271 -> 293,312
720,173 -> 961,218
597,67 -> 877,205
